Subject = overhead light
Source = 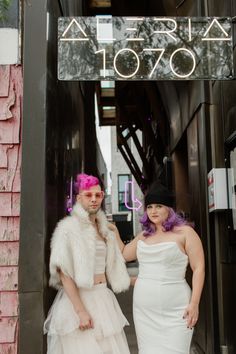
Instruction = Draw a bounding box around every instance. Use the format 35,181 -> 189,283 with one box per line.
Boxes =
89,0 -> 111,8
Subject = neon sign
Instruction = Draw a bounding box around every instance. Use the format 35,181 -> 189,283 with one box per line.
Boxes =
58,17 -> 233,81
124,181 -> 142,211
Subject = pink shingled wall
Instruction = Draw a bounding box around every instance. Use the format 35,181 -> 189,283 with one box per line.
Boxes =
0,65 -> 22,354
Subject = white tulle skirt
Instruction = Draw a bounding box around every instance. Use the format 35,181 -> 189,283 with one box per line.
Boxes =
44,283 -> 130,354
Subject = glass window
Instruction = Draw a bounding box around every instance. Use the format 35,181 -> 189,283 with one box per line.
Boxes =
118,174 -> 130,211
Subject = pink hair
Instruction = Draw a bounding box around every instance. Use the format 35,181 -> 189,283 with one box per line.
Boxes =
74,173 -> 100,193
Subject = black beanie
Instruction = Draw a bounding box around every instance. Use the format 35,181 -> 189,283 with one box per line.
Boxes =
144,183 -> 175,208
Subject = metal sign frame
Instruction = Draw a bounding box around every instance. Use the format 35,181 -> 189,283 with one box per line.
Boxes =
58,16 -> 233,81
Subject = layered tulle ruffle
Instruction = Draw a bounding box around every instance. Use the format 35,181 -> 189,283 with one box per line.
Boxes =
44,283 -> 130,354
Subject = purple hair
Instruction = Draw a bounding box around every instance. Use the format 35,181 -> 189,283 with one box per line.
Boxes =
74,173 -> 100,193
140,208 -> 192,236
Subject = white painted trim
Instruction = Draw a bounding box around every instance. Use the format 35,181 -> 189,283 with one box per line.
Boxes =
0,28 -> 19,64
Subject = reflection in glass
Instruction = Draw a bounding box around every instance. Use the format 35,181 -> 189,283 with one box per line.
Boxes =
118,174 -> 131,211
58,17 -> 233,81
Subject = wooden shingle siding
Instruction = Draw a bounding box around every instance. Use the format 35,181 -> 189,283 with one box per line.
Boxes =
0,217 -> 20,241
0,65 -> 22,353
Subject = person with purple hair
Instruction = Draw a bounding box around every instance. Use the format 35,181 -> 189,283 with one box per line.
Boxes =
111,183 -> 205,354
44,173 -> 131,354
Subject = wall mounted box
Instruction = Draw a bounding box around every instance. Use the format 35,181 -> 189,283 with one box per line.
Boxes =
208,168 -> 236,212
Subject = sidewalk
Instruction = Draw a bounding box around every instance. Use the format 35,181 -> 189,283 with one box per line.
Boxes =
117,285 -> 138,354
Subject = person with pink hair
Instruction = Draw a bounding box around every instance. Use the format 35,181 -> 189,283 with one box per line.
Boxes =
44,173 -> 131,354
111,182 -> 205,354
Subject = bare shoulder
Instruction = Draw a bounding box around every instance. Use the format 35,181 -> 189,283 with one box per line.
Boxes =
174,225 -> 200,240
136,231 -> 145,241
129,231 -> 145,245
175,224 -> 195,233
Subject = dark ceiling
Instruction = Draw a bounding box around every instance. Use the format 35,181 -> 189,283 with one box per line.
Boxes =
58,0 -> 189,17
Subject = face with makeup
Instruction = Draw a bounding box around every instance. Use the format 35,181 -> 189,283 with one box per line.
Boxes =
76,185 -> 104,215
146,203 -> 169,226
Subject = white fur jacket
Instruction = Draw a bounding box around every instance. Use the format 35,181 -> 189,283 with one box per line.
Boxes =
49,203 -> 130,293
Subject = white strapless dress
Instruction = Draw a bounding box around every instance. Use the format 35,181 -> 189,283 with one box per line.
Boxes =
133,241 -> 193,354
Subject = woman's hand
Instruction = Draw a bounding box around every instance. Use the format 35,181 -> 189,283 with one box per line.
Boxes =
77,310 -> 94,331
108,222 -> 117,232
183,302 -> 199,329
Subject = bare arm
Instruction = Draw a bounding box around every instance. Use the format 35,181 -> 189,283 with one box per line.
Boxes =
59,270 -> 94,330
122,235 -> 141,262
183,226 -> 205,329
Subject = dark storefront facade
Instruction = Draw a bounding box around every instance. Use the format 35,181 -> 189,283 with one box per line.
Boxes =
17,1 -> 236,354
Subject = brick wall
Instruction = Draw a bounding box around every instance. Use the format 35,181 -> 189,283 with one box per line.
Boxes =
0,65 -> 22,354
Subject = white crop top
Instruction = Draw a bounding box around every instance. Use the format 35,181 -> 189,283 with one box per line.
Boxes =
94,238 -> 107,274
